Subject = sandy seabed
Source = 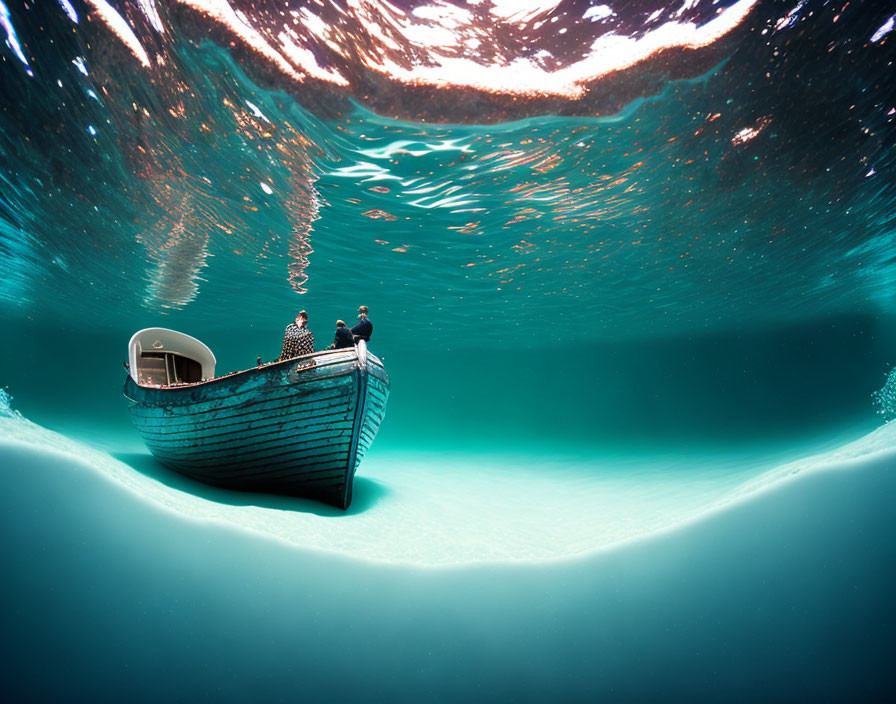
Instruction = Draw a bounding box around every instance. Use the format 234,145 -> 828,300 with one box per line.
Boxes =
1,413 -> 895,700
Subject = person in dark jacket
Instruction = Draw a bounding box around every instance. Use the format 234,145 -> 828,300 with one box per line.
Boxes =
330,320 -> 354,349
351,305 -> 373,343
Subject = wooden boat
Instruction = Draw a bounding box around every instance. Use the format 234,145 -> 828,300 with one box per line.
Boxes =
123,328 -> 389,509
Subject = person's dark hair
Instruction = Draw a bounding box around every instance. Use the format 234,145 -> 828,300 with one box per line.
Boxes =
336,320 -> 346,327
297,310 -> 308,320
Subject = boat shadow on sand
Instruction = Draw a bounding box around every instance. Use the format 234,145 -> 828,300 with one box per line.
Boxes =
114,452 -> 390,517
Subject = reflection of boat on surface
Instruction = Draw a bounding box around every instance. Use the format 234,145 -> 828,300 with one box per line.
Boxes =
123,328 -> 389,509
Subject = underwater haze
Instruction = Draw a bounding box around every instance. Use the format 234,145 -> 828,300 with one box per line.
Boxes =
2,0 -> 896,699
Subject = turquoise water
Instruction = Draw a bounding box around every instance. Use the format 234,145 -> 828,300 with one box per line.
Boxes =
2,0 -> 896,698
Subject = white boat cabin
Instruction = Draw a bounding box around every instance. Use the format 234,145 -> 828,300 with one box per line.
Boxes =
128,328 -> 216,386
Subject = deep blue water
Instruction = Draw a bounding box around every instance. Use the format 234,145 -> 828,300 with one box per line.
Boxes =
2,0 -> 896,699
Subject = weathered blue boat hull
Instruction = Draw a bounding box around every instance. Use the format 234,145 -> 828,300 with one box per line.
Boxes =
123,346 -> 389,509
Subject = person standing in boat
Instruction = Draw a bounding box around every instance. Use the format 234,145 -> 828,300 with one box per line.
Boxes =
279,310 -> 314,360
351,305 -> 373,343
330,320 -> 354,349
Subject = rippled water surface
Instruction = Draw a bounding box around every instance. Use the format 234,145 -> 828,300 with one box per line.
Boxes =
1,0 -> 894,340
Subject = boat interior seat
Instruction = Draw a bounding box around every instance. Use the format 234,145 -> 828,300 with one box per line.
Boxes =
138,354 -> 169,385
138,352 -> 204,385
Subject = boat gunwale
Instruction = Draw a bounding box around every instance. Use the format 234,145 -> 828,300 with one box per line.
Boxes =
126,346 -> 386,397
142,414 -> 356,451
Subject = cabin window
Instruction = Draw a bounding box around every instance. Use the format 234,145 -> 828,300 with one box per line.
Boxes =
139,352 -> 203,385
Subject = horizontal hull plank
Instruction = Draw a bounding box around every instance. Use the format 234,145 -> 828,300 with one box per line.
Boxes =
143,424 -> 353,458
133,412 -> 353,449
131,385 -> 352,423
144,433 -> 353,469
235,462 -> 351,483
132,397 -> 354,439
174,456 -> 349,481
143,423 -> 353,455
367,400 -> 387,415
132,376 -> 356,419
136,412 -> 352,447
359,424 -> 380,443
361,412 -> 386,434
147,435 -> 353,468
